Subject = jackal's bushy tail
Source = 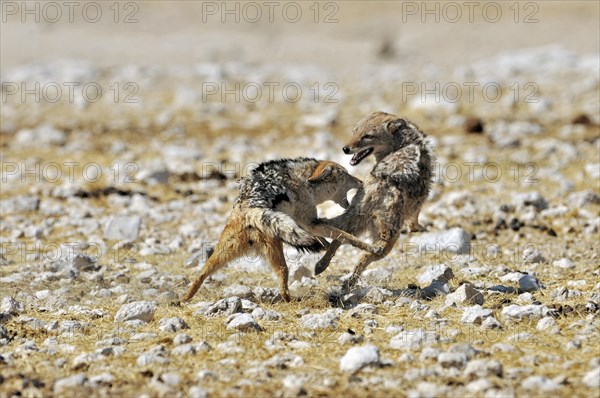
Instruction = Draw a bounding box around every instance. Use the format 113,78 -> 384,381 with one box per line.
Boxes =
244,208 -> 328,252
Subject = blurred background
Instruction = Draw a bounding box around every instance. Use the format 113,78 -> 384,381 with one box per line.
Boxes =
3,1 -> 599,70
2,1 -> 598,143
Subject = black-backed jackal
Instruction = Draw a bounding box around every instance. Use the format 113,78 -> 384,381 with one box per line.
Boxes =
313,112 -> 434,288
182,157 -> 379,302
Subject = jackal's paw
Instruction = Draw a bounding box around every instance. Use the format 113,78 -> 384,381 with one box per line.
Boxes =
342,276 -> 360,292
280,291 -> 292,303
314,258 -> 332,275
180,294 -> 193,303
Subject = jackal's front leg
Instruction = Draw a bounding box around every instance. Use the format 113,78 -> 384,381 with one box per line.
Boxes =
407,209 -> 425,233
344,215 -> 399,289
308,221 -> 380,255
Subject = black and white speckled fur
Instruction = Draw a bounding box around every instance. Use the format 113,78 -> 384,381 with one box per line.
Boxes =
238,157 -> 362,252
314,111 -> 435,288
182,157 -> 379,302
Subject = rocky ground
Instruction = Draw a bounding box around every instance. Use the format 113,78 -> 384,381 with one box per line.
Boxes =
1,2 -> 599,398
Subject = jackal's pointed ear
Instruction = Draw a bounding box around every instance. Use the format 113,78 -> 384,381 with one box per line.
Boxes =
308,162 -> 333,183
385,118 -> 407,134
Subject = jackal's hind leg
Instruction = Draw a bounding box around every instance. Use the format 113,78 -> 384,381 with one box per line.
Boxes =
344,238 -> 397,290
262,237 -> 291,302
182,224 -> 247,302
345,216 -> 400,289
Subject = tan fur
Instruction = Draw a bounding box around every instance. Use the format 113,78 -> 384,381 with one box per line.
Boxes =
182,158 -> 378,303
182,207 -> 292,301
308,161 -> 339,181
314,111 -> 434,288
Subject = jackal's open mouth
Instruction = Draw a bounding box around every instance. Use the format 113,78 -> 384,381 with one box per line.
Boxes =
350,148 -> 373,166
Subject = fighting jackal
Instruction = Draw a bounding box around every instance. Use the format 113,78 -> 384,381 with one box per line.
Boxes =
313,111 -> 434,288
182,157 -> 378,302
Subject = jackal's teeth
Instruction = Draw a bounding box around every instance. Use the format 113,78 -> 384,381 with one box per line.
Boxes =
350,148 -> 373,166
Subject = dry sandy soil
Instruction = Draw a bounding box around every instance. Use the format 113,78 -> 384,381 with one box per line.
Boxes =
1,1 -> 599,397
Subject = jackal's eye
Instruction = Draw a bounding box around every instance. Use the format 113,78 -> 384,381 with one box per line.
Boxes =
363,134 -> 374,140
